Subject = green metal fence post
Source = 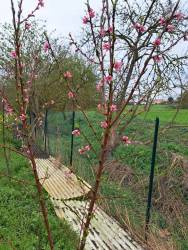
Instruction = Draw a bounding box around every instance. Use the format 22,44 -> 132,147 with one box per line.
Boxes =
145,117 -> 160,241
70,111 -> 75,166
44,109 -> 48,153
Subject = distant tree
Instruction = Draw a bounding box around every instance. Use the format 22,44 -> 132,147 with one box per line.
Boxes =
0,20 -> 97,116
36,52 -> 98,112
177,90 -> 188,108
168,96 -> 174,103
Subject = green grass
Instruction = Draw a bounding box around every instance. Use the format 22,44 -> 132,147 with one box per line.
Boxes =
141,105 -> 188,124
0,131 -> 78,249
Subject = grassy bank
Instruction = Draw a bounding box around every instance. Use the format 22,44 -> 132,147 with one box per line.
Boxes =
141,104 -> 188,124
0,127 -> 78,249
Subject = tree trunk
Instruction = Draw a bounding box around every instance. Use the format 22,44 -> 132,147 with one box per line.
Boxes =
104,128 -> 120,161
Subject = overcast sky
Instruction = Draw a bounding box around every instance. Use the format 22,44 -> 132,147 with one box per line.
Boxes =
0,0 -> 187,40
0,0 -> 101,37
0,0 -> 187,98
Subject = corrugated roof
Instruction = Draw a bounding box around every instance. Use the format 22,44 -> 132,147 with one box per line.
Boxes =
35,156 -> 144,250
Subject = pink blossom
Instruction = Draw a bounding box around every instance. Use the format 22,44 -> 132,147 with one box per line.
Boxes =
38,0 -> 44,7
103,42 -> 111,51
133,23 -> 145,33
167,24 -> 175,32
108,26 -> 113,33
64,71 -> 73,79
84,145 -> 91,151
114,61 -> 122,71
20,113 -> 27,121
72,129 -> 80,136
88,8 -> 95,18
153,38 -> 161,46
133,23 -> 140,30
10,50 -> 17,59
68,91 -> 75,99
78,145 -> 91,154
153,55 -> 162,62
159,17 -> 166,26
99,28 -> 106,37
100,121 -> 108,129
122,136 -> 131,145
51,100 -> 55,105
104,75 -> 113,82
139,25 -> 146,33
25,22 -> 31,30
110,104 -> 117,112
43,41 -> 50,53
78,148 -> 85,155
83,16 -> 89,24
174,12 -> 184,21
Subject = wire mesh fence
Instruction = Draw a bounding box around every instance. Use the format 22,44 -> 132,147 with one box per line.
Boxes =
35,110 -> 73,164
